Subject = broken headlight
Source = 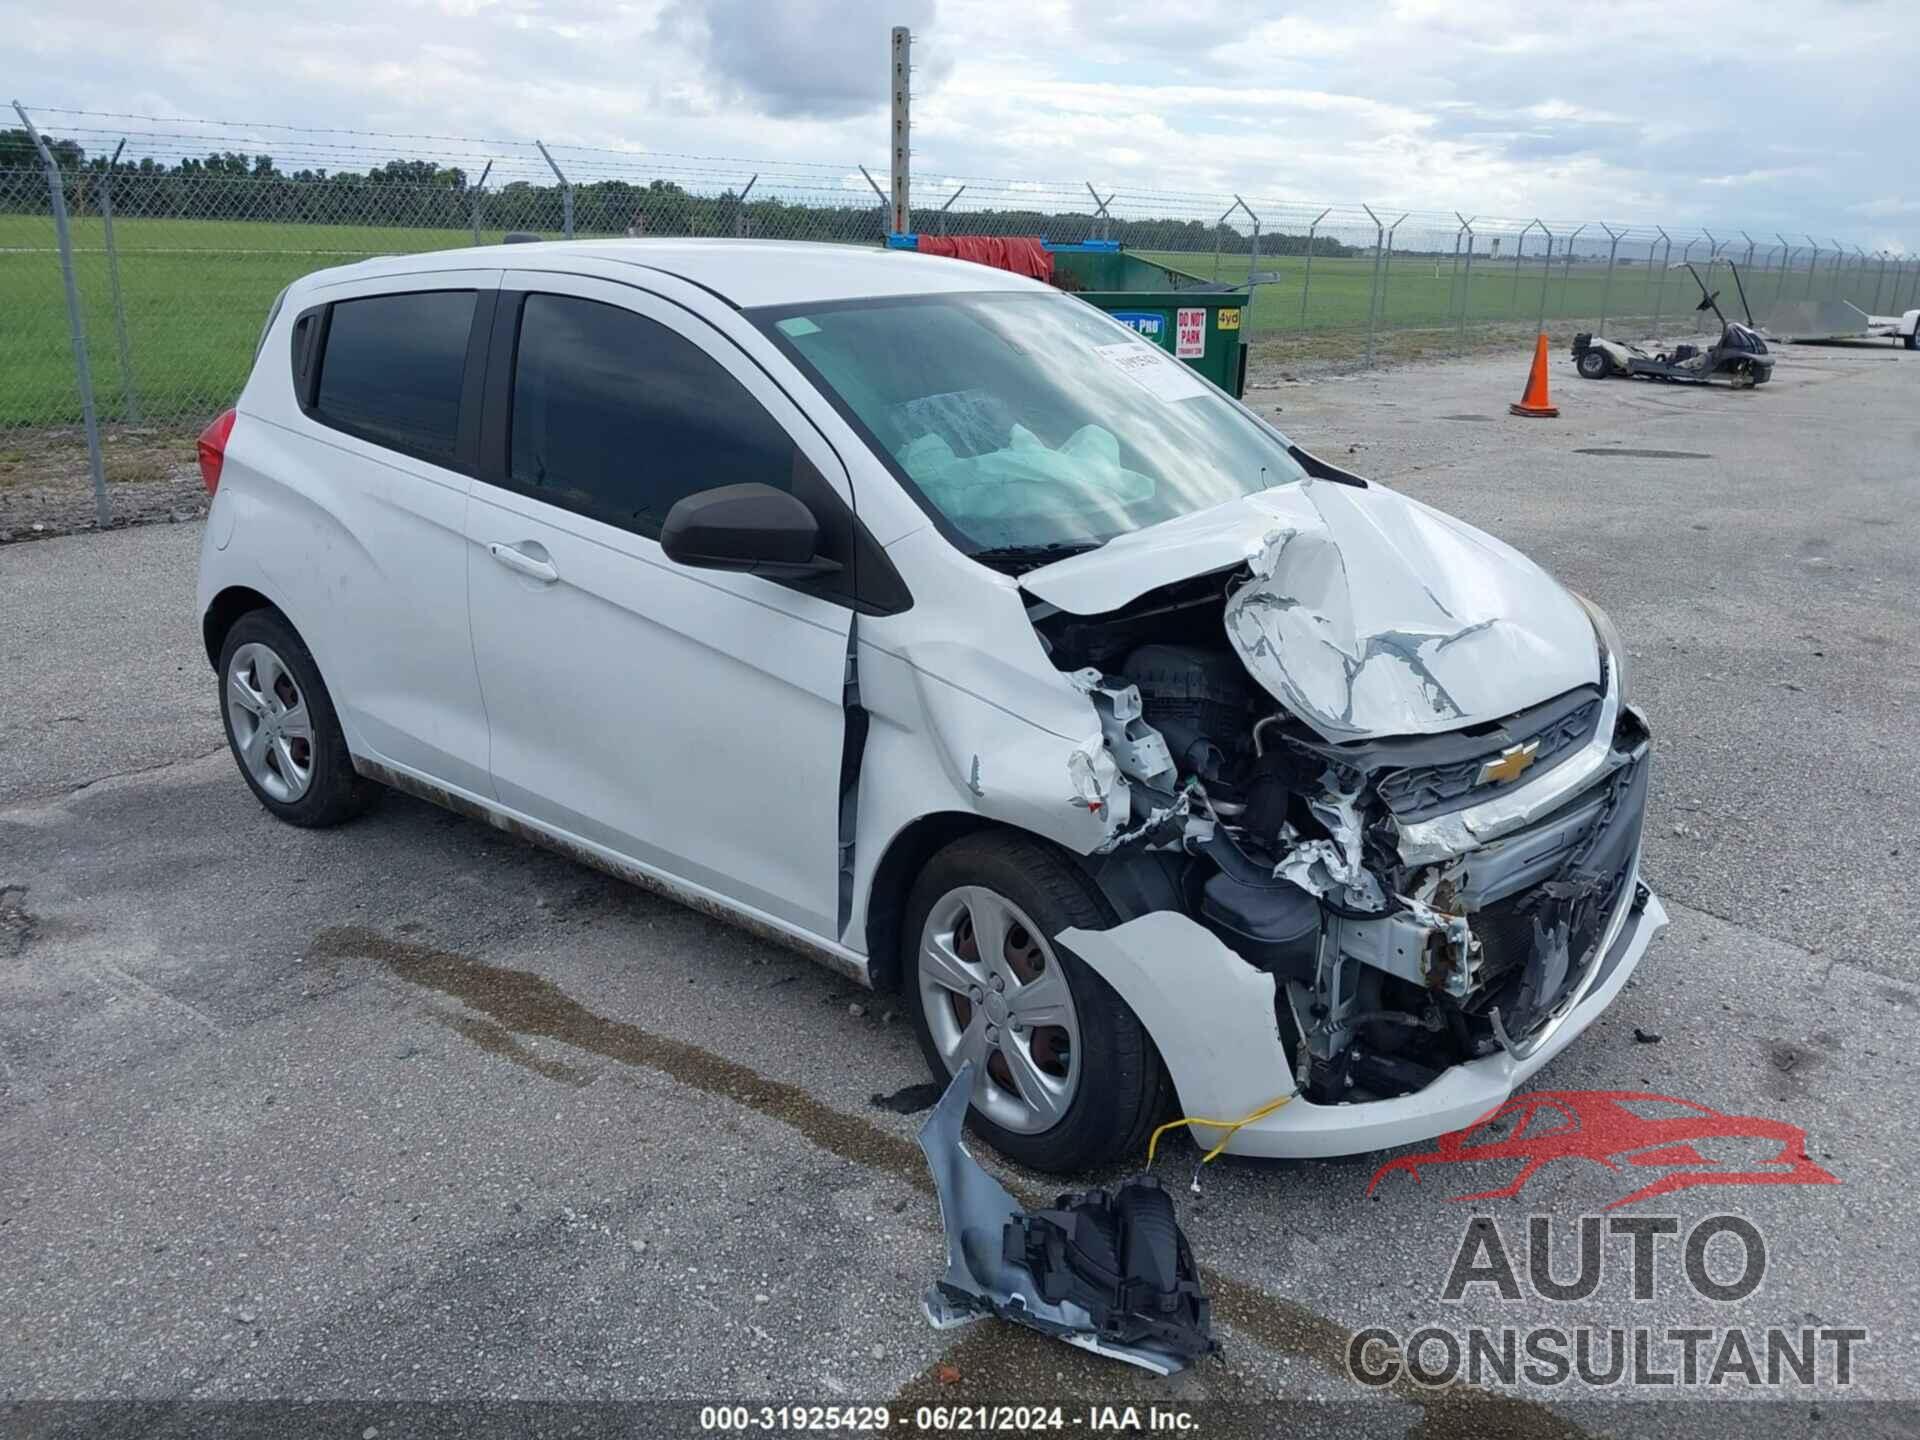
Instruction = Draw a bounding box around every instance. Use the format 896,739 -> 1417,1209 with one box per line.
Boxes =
1572,592 -> 1630,704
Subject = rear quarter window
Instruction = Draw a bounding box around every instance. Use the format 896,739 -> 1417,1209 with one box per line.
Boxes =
312,290 -> 476,463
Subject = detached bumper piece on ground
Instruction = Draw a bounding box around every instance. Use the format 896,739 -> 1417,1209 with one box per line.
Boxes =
917,1065 -> 1218,1375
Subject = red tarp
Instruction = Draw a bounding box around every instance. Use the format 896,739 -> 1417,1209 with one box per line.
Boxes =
914,234 -> 1054,283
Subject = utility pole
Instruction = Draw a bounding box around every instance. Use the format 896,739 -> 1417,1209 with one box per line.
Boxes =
889,26 -> 911,234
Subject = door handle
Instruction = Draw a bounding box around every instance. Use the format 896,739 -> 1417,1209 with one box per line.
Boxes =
488,541 -> 558,583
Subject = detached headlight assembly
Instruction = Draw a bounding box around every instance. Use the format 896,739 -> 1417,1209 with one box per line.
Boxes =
1572,592 -> 1630,703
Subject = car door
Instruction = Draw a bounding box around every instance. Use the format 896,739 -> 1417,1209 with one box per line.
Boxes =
464,275 -> 856,941
283,271 -> 498,797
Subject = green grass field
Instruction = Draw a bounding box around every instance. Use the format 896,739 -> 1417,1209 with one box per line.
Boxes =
0,213 -> 1890,431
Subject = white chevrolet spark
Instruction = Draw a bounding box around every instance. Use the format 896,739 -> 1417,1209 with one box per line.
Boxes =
198,239 -> 1665,1173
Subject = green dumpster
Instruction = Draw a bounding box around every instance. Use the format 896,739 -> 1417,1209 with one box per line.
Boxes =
886,235 -> 1252,398
1047,242 -> 1251,398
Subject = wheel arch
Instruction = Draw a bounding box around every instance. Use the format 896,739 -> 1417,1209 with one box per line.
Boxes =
864,813 -> 1189,993
202,585 -> 284,670
864,811 -> 999,993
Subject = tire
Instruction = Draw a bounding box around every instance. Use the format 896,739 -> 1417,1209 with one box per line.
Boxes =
217,609 -> 373,828
1576,348 -> 1610,380
1905,326 -> 1918,352
903,832 -> 1170,1173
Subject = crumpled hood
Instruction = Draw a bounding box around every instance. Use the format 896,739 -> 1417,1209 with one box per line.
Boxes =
1020,481 -> 1599,741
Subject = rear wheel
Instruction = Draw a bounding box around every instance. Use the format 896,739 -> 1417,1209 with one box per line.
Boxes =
218,610 -> 372,828
1577,348 -> 1610,380
904,832 -> 1168,1173
1906,325 -> 1918,352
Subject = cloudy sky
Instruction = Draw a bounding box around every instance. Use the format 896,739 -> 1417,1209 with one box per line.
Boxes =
8,0 -> 1917,248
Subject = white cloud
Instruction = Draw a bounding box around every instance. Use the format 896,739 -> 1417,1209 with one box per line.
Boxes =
3,0 -> 1914,244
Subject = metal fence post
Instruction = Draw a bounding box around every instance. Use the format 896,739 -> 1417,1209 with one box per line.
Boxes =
1648,228 -> 1672,338
1360,204 -> 1384,367
1871,250 -> 1888,313
1085,183 -> 1115,243
1455,214 -> 1476,353
12,100 -> 109,529
1510,221 -> 1536,307
468,159 -> 492,244
1597,222 -> 1623,333
1774,234 -> 1795,307
1837,241 -> 1855,304
537,141 -> 572,238
733,173 -> 759,238
1804,236 -> 1820,298
1445,221 -> 1464,332
1377,212 -> 1406,342
97,137 -> 140,424
935,184 -> 965,236
1298,207 -> 1330,330
1244,199 -> 1261,285
1535,224 -> 1554,332
1228,196 -> 1263,361
1558,223 -> 1585,320
1210,202 -> 1235,281
858,164 -> 891,236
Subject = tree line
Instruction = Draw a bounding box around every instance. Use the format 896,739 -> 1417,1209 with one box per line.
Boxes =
0,130 -> 1359,255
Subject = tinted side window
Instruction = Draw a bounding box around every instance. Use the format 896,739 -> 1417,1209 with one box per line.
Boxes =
509,293 -> 794,537
314,291 -> 476,462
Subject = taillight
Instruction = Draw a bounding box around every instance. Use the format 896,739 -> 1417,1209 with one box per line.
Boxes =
198,408 -> 237,495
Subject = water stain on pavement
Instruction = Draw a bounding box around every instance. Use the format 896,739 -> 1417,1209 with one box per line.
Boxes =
314,924 -> 1586,1434
309,925 -> 931,1189
426,1010 -> 594,1088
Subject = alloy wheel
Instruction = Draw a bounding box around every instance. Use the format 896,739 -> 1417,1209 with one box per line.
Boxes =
226,642 -> 315,803
917,885 -> 1082,1134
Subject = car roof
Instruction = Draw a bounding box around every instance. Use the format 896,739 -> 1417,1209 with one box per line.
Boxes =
302,238 -> 1049,310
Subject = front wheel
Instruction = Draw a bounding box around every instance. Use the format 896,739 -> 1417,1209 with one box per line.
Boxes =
1576,348 -> 1610,380
904,833 -> 1169,1173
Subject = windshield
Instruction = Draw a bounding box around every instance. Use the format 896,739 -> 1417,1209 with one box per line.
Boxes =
753,291 -> 1306,565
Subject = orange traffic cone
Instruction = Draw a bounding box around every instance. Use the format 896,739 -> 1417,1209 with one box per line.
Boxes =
1509,332 -> 1559,417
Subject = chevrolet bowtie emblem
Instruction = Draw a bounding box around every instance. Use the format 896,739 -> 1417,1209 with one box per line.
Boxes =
1478,740 -> 1540,786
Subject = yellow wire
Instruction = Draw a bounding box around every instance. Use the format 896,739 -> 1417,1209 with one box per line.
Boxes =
1146,1094 -> 1293,1170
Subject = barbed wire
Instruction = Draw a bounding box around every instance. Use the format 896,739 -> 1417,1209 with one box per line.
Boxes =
4,104 -> 1915,446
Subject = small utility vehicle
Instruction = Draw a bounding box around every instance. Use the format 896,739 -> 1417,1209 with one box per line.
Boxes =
1572,262 -> 1773,387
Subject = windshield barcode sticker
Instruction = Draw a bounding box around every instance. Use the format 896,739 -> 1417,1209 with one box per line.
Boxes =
1094,342 -> 1210,402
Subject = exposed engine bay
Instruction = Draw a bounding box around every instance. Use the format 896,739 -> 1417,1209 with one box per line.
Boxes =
1030,557 -> 1653,1108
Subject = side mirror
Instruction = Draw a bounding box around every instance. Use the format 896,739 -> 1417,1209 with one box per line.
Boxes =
660,483 -> 843,579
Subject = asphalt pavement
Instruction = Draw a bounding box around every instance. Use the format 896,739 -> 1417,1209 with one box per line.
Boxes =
3,339 -> 1917,1434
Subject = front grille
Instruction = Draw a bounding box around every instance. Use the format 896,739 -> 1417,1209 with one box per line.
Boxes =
1377,691 -> 1603,821
1464,743 -> 1650,1025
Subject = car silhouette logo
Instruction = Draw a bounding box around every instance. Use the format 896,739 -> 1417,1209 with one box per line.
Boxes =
1366,1090 -> 1840,1210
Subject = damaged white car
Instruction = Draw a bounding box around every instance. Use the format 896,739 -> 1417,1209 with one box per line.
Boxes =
198,240 -> 1665,1175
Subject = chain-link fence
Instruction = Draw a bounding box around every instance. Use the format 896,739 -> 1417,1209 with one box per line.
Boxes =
6,105 -> 1918,526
